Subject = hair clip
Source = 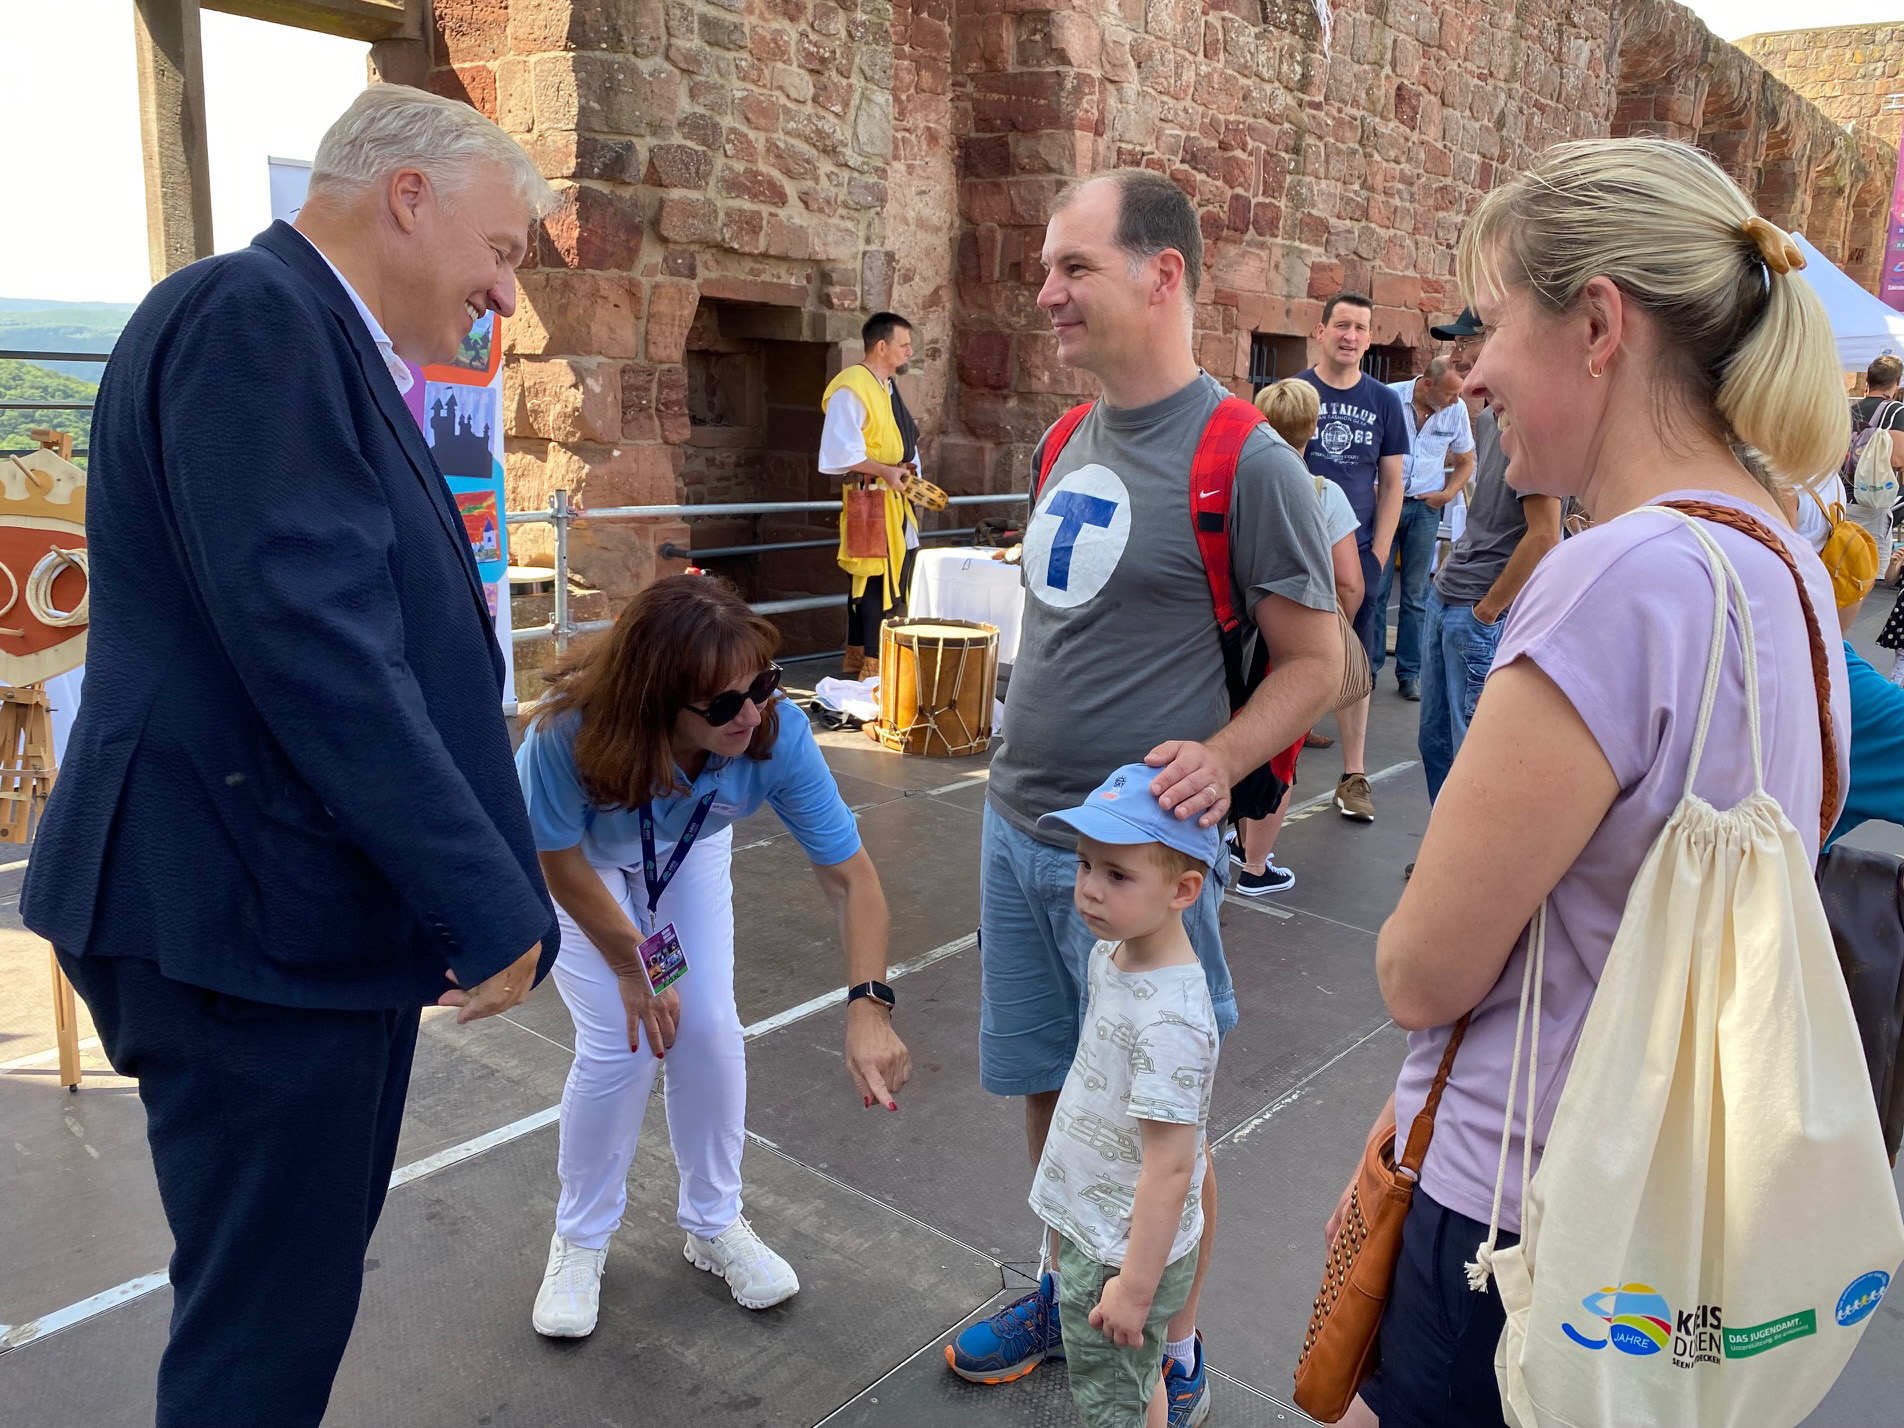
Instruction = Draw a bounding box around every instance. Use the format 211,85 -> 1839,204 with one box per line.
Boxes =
1740,216 -> 1804,276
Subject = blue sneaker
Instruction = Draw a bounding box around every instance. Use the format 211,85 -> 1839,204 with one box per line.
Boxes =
1163,1332 -> 1210,1426
945,1272 -> 1062,1384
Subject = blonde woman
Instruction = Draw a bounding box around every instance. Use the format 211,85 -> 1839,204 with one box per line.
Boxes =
1229,379 -> 1364,893
1331,139 -> 1849,1426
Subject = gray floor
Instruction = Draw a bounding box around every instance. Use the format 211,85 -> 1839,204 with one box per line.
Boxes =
3,593 -> 1903,1426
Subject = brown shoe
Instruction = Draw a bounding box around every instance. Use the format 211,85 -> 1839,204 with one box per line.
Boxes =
842,648 -> 865,678
860,657 -> 880,682
1304,728 -> 1335,749
1335,773 -> 1374,822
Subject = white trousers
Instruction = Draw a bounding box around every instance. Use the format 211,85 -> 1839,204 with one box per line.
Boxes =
550,826 -> 745,1250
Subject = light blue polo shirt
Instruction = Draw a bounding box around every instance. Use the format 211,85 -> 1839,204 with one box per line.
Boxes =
516,698 -> 862,870
1829,643 -> 1904,850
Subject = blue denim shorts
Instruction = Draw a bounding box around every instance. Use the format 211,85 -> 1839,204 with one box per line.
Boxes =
977,801 -> 1236,1096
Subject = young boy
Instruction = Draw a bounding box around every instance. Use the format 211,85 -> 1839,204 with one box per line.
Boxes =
1029,763 -> 1223,1428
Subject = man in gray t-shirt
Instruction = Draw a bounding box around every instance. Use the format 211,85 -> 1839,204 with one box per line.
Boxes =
1418,400 -> 1561,801
991,374 -> 1336,845
949,170 -> 1338,1407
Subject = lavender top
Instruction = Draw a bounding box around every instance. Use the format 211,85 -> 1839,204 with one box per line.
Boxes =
1392,491 -> 1849,1232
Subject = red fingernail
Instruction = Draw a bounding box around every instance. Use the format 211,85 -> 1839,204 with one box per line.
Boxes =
887,1101 -> 898,1112
655,1051 -> 664,1060
863,1096 -> 872,1108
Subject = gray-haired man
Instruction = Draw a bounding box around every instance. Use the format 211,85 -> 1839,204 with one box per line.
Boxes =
23,86 -> 560,1427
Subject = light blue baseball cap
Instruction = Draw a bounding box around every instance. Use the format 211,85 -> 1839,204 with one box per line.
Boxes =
1037,762 -> 1224,869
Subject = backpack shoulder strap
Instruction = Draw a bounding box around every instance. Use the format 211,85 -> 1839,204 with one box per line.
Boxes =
1033,402 -> 1096,499
1191,396 -> 1268,637
1659,499 -> 1839,848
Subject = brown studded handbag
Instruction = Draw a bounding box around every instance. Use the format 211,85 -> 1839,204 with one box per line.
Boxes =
1292,1015 -> 1468,1423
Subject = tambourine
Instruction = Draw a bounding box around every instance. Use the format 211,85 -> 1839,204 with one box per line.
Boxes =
902,473 -> 948,511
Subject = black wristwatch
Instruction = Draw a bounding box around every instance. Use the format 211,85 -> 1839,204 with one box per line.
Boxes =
847,980 -> 896,1013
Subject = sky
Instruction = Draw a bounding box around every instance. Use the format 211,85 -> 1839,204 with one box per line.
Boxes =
1,2 -> 368,304
1,0 -> 1900,304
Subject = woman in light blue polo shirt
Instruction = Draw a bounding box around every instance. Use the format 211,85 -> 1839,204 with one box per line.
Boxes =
515,575 -> 910,1337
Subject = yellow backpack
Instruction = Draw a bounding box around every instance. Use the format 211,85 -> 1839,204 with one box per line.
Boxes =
1809,486 -> 1880,607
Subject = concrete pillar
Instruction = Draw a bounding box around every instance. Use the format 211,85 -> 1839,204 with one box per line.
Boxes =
134,0 -> 215,282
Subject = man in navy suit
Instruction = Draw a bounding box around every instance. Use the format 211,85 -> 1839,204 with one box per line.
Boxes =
23,86 -> 562,1425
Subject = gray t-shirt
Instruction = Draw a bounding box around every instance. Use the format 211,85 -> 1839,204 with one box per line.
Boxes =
1434,407 -> 1531,606
989,373 -> 1336,840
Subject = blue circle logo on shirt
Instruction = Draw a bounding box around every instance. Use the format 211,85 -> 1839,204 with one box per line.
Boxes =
1025,464 -> 1132,609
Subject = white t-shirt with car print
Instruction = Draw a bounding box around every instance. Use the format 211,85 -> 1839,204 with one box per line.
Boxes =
1028,941 -> 1220,1267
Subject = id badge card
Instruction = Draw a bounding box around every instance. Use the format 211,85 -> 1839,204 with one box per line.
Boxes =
639,921 -> 689,994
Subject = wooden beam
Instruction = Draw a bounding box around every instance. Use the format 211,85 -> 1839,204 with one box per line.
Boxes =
202,0 -> 418,42
134,0 -> 214,283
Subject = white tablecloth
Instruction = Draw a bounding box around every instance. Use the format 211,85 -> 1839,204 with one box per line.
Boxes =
908,547 -> 1025,664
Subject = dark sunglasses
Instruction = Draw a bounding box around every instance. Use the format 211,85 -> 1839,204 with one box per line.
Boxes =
683,664 -> 782,727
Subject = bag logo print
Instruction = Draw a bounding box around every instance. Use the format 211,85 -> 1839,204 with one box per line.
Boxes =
1836,1271 -> 1890,1328
1562,1283 -> 1672,1356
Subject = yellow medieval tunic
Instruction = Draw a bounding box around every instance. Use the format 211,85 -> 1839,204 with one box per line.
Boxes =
821,365 -> 911,601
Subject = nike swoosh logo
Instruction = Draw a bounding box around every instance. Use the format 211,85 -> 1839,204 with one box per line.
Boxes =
1199,489 -> 1221,498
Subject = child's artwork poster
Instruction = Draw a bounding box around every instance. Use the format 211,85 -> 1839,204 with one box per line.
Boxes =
422,312 -> 514,695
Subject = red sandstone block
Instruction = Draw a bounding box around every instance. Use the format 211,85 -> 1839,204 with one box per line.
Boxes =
957,330 -> 1013,390
1373,273 -> 1422,312
428,64 -> 497,120
1306,259 -> 1344,299
647,144 -> 715,189
656,196 -> 720,245
509,272 -> 643,358
719,164 -> 791,205
621,363 -> 659,442
699,274 -> 811,306
516,359 -> 623,444
738,92 -> 782,133
645,281 -> 700,363
433,0 -> 508,66
655,365 -> 692,445
680,111 -> 723,149
541,184 -> 645,271
722,207 -> 769,254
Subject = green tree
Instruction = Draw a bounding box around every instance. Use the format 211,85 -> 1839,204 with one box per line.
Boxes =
0,360 -> 96,459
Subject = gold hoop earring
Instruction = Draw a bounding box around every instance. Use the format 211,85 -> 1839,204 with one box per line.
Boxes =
1588,360 -> 1603,379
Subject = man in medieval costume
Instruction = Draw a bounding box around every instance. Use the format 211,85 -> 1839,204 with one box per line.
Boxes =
819,311 -> 921,679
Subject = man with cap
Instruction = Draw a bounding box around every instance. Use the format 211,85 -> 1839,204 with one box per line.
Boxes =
1415,310 -> 1563,810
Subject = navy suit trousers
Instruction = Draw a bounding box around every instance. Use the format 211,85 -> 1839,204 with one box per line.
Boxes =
60,952 -> 420,1428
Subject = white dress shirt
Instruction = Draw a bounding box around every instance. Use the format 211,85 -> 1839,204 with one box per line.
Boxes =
819,375 -> 918,548
294,228 -> 415,396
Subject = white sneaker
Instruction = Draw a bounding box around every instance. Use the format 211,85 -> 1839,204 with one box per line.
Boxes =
684,1217 -> 800,1309
532,1232 -> 607,1338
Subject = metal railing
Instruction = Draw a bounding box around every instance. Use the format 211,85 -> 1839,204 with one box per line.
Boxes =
0,348 -> 105,447
506,491 -> 1026,651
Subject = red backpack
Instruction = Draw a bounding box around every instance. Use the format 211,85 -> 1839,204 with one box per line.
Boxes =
1034,397 -> 1303,820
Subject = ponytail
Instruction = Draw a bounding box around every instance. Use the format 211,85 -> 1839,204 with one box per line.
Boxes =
1458,138 -> 1849,492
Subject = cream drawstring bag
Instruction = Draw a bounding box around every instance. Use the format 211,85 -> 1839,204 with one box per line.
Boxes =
1473,506 -> 1904,1428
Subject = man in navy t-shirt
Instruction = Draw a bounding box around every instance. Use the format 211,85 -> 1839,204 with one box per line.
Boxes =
1295,291 -> 1408,823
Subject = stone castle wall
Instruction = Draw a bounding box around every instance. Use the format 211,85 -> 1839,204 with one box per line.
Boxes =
374,0 -> 1901,636
1736,24 -> 1904,147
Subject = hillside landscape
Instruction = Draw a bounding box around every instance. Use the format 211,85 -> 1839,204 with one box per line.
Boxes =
0,297 -> 132,457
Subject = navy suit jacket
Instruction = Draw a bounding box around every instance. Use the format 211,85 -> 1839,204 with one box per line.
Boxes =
23,222 -> 559,1009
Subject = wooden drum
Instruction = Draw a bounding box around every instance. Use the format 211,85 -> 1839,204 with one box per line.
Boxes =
872,618 -> 1000,757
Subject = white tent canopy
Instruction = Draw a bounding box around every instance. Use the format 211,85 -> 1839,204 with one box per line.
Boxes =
1794,232 -> 1904,371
